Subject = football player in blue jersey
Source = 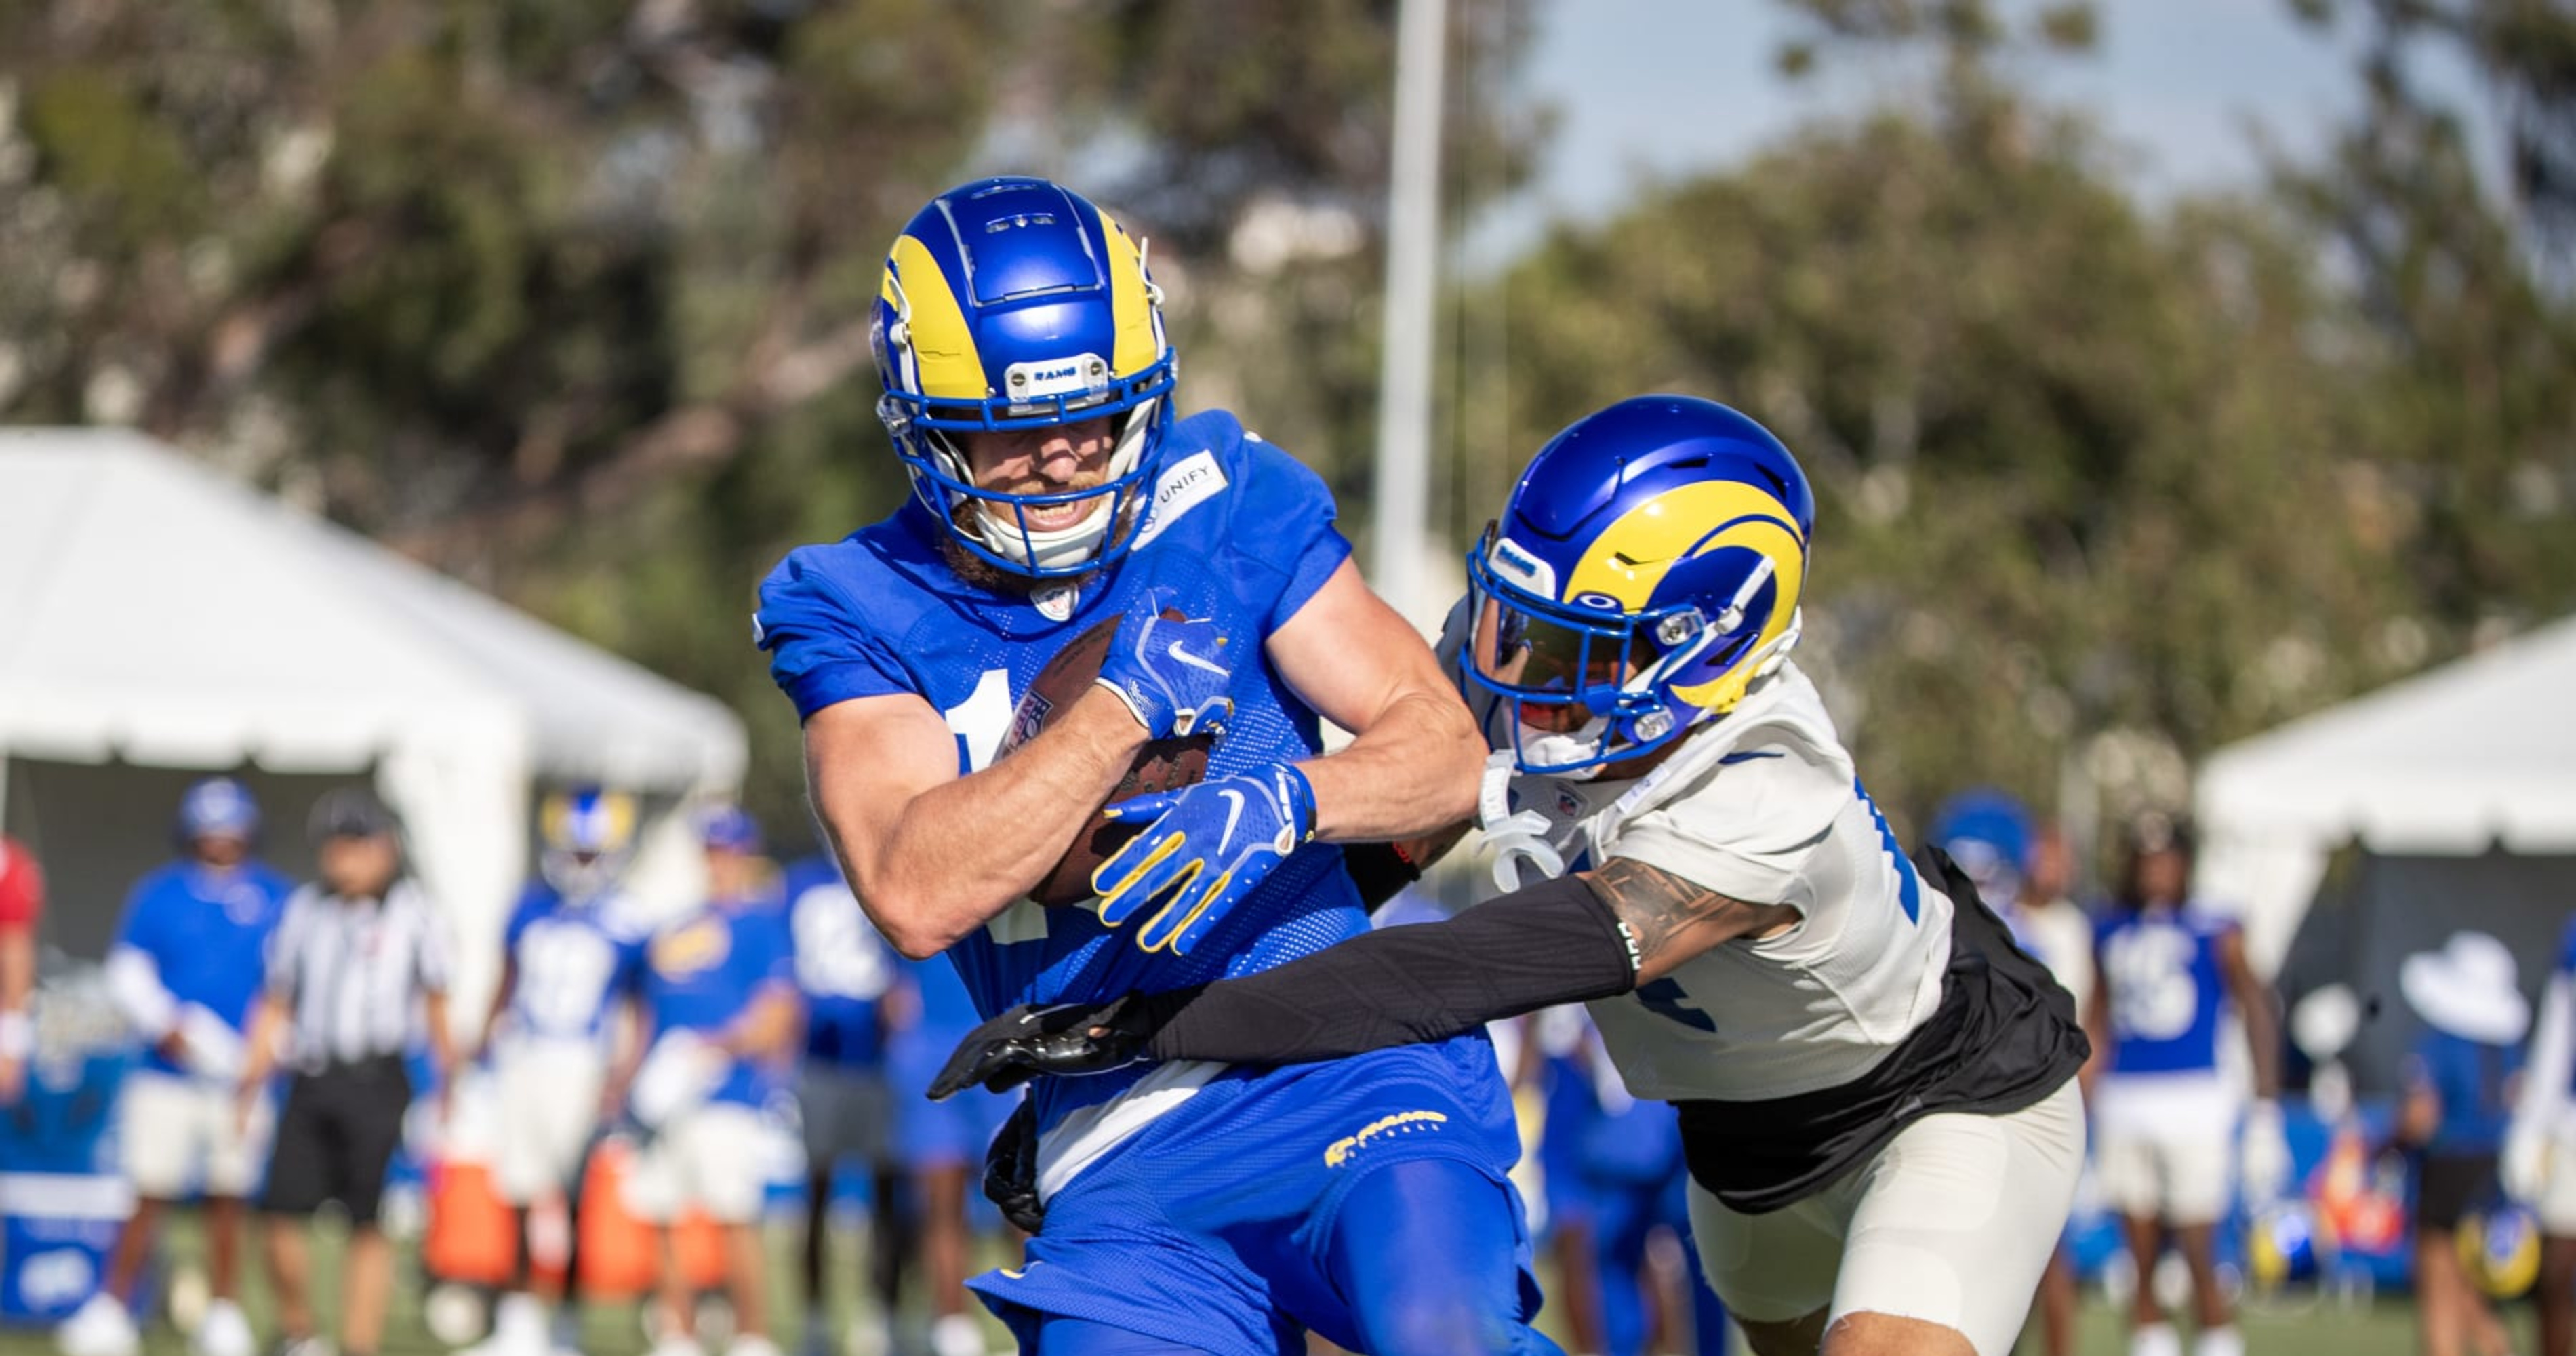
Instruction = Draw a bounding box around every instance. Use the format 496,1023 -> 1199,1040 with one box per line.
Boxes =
776,845 -> 905,1356
626,807 -> 803,1356
60,778 -> 295,1356
2089,814 -> 2285,1356
756,175 -> 1549,1355
461,786 -> 651,1356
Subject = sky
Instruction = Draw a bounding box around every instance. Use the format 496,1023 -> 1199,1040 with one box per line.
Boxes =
1497,0 -> 2495,237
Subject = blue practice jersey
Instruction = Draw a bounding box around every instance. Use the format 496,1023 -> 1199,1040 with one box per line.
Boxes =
113,860 -> 296,1075
2557,917 -> 2576,1097
2097,902 -> 2235,1076
641,902 -> 797,1106
757,410 -> 1369,1133
782,853 -> 895,1067
502,882 -> 647,1046
2407,1026 -> 2524,1157
901,949 -> 986,1045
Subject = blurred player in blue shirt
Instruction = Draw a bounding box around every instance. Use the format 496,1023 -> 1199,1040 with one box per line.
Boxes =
60,777 -> 294,1356
885,946 -> 1022,1356
625,807 -> 801,1356
757,176 -> 1542,1354
778,845 -> 903,1356
463,786 -> 651,1356
2089,813 -> 2285,1356
2398,931 -> 2531,1356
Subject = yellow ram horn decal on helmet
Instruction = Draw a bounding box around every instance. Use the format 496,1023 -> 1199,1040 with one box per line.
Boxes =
1563,479 -> 1807,716
882,235 -> 986,401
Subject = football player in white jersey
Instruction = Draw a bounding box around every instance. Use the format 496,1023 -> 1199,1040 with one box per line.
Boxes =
934,395 -> 2091,1356
462,786 -> 651,1356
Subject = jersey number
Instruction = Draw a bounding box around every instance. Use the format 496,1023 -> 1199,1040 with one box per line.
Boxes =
2104,926 -> 2201,1041
1636,977 -> 1718,1033
517,926 -> 619,1035
944,668 -> 1051,946
792,885 -> 892,1001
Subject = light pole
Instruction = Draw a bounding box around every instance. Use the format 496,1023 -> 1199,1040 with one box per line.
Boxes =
1368,0 -> 1448,631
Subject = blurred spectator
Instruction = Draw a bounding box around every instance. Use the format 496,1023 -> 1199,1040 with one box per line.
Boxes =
625,807 -> 799,1356
2017,825 -> 2097,1019
1522,1006 -> 1725,1356
886,947 -> 1020,1356
778,846 -> 903,1356
2396,931 -> 2530,1356
57,777 -> 294,1356
0,833 -> 43,1105
2507,914 -> 2576,1356
1933,793 -> 2092,1356
2089,812 -> 2284,1356
238,788 -> 456,1356
464,786 -> 651,1356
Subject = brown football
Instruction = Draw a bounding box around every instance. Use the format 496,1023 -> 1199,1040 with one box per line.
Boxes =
1004,612 -> 1215,906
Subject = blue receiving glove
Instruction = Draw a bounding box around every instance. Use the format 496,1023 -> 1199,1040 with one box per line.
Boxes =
1093,589 -> 1236,740
1092,764 -> 1319,955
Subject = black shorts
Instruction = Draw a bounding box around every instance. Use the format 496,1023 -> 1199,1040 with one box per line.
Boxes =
262,1056 -> 412,1227
2418,1151 -> 2502,1232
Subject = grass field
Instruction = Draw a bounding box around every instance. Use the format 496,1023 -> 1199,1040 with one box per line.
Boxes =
0,1214 -> 2533,1355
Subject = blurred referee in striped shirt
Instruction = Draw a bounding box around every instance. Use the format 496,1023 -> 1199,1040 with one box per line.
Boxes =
236,789 -> 456,1356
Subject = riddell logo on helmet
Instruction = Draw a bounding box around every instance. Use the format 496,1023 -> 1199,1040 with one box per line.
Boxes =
1491,538 -> 1557,595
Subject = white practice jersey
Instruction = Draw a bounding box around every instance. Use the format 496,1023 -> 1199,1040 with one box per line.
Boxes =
1473,658 -> 1954,1102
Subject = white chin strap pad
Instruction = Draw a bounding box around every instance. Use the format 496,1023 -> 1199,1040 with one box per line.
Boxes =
966,397 -> 1161,572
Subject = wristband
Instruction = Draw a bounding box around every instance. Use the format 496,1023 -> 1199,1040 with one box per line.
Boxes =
0,1010 -> 31,1059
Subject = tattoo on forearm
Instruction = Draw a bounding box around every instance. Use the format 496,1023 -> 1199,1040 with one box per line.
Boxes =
1580,857 -> 1757,973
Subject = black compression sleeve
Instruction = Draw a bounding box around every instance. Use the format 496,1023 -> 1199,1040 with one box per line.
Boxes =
1140,873 -> 1638,1065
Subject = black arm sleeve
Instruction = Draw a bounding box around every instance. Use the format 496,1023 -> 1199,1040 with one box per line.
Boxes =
1141,873 -> 1638,1065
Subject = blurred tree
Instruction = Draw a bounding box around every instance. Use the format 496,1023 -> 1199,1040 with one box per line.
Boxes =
2278,0 -> 2576,635
1470,106 -> 2416,826
0,0 -> 1544,830
1452,0 -> 2561,830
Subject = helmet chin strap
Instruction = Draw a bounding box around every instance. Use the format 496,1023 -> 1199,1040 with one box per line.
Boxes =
1515,715 -> 1613,781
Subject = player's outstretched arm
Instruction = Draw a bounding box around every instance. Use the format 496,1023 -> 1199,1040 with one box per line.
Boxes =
1266,559 -> 1483,841
2221,927 -> 2294,1201
807,682 -> 1152,958
934,855 -> 1793,1092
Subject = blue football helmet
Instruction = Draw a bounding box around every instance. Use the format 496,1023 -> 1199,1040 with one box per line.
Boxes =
2245,1200 -> 2331,1290
176,776 -> 261,843
2462,1202 -> 2543,1298
1930,788 -> 2034,907
540,784 -> 637,899
696,803 -> 762,855
872,176 -> 1179,578
1465,395 -> 1815,776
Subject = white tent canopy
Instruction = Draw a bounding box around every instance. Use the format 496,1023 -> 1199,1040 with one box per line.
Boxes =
0,428 -> 748,1016
2196,612 -> 2576,972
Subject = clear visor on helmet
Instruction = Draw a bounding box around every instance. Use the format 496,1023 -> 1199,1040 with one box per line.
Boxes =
1469,591 -> 1651,732
1463,526 -> 1767,776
